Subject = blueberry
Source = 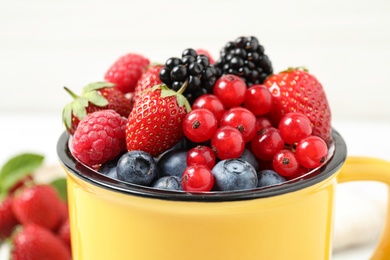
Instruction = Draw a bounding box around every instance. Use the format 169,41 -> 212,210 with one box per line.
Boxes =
98,157 -> 119,179
157,149 -> 187,178
116,151 -> 158,186
239,149 -> 259,171
257,170 -> 286,188
212,159 -> 258,191
153,176 -> 183,191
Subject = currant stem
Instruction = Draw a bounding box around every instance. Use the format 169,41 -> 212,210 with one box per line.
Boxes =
177,80 -> 188,95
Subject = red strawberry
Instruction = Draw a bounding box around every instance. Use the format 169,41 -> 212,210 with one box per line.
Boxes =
72,110 -> 127,167
104,53 -> 150,94
126,85 -> 191,157
133,64 -> 163,104
12,185 -> 64,231
57,217 -> 71,250
0,197 -> 19,239
12,224 -> 71,260
7,174 -> 34,196
62,82 -> 133,135
196,49 -> 215,64
263,68 -> 332,142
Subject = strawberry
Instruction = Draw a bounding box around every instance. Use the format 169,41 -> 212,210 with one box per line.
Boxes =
104,53 -> 150,94
133,64 -> 163,105
263,68 -> 332,142
12,185 -> 64,231
0,197 -> 19,240
126,84 -> 191,157
12,224 -> 71,260
57,217 -> 71,250
7,174 -> 34,196
62,82 -> 133,135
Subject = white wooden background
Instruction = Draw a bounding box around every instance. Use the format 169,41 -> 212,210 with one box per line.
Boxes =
1,0 -> 390,122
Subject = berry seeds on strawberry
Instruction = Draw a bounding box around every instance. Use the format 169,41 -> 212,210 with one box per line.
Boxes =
264,67 -> 332,142
62,82 -> 133,135
126,83 -> 191,157
12,224 -> 71,260
12,184 -> 65,231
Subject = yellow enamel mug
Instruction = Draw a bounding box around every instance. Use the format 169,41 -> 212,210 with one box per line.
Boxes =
57,129 -> 390,260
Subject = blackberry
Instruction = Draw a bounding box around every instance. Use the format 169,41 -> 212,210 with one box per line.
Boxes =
215,36 -> 273,86
159,48 -> 220,104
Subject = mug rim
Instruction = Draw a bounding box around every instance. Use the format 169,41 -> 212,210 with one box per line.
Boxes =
57,129 -> 347,202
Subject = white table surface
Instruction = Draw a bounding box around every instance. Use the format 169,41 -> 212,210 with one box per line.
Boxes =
0,112 -> 389,259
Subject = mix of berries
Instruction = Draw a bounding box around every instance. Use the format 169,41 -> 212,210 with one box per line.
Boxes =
62,35 -> 332,194
159,48 -> 220,104
0,153 -> 71,260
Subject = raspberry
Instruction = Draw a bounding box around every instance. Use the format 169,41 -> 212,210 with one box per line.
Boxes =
71,110 -> 127,167
196,49 -> 215,64
133,64 -> 163,104
104,53 -> 150,94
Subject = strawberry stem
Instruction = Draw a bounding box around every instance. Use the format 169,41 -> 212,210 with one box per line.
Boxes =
63,87 -> 79,99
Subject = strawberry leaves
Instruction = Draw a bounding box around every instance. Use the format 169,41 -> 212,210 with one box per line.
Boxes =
157,84 -> 191,113
62,82 -> 114,131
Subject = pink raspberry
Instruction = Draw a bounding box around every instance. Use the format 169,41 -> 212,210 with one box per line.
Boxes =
104,53 -> 150,94
71,110 -> 127,167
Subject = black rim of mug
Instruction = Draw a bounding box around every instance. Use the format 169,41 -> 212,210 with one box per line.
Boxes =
57,129 -> 347,202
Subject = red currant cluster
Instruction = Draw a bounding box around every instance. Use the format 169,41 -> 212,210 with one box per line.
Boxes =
181,74 -> 329,191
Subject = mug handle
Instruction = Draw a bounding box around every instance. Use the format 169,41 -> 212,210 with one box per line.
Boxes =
337,156 -> 390,259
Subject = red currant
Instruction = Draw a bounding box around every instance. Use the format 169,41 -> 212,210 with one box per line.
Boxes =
255,115 -> 273,132
285,166 -> 308,180
192,94 -> 226,122
186,145 -> 216,169
251,127 -> 284,161
219,107 -> 256,143
278,112 -> 312,145
244,84 -> 272,115
272,149 -> 299,177
295,136 -> 328,169
211,126 -> 245,160
181,165 -> 214,192
213,74 -> 246,108
183,108 -> 218,143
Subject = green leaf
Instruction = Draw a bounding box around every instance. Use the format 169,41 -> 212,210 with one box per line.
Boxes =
82,81 -> 114,93
83,91 -> 109,107
78,96 -> 89,107
62,103 -> 73,130
160,88 -> 178,98
176,94 -> 192,113
0,153 -> 44,194
72,98 -> 88,120
50,178 -> 67,202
